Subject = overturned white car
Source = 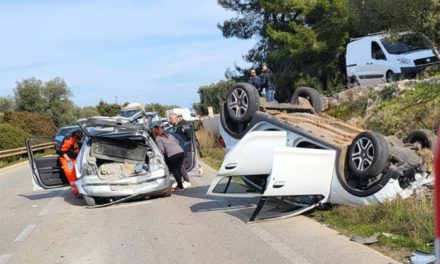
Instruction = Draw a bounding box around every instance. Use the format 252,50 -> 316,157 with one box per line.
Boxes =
207,83 -> 436,220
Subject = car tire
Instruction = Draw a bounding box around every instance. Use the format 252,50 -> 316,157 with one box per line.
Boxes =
220,102 -> 252,139
83,195 -> 96,206
347,131 -> 390,178
404,129 -> 437,150
226,83 -> 260,123
386,70 -> 394,83
290,87 -> 323,113
163,185 -> 172,197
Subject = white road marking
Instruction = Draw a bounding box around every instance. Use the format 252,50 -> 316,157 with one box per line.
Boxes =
14,225 -> 36,242
213,197 -> 311,264
0,254 -> 12,264
38,189 -> 67,216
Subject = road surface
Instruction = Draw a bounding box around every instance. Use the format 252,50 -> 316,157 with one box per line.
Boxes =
0,161 -> 399,264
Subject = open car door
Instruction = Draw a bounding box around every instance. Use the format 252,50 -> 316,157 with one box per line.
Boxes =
207,131 -> 336,221
26,138 -> 69,191
166,123 -> 198,172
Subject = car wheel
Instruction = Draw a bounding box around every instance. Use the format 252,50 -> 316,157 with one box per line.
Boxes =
386,70 -> 394,83
226,83 -> 260,123
220,102 -> 252,139
348,131 -> 390,178
404,129 -> 437,150
163,185 -> 172,197
290,87 -> 323,113
83,195 -> 96,206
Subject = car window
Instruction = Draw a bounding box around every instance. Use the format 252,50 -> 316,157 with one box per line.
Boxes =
381,34 -> 433,54
212,176 -> 265,194
56,127 -> 79,136
371,41 -> 386,60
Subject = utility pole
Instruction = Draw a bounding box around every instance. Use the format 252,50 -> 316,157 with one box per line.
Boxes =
115,96 -> 118,105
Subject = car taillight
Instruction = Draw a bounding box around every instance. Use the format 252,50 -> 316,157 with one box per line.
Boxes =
218,135 -> 226,149
150,156 -> 164,171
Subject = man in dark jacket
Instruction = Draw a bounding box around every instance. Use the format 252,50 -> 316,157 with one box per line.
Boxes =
248,69 -> 262,96
260,64 -> 276,103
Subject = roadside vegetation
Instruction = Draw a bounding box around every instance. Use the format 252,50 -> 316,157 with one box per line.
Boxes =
327,82 -> 440,138
195,127 -> 224,170
311,197 -> 434,258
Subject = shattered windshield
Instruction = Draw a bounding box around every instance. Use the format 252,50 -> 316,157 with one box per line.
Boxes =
380,34 -> 433,54
119,109 -> 139,118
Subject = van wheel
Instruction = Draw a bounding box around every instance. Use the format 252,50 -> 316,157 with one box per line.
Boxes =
347,132 -> 389,178
290,87 -> 323,113
349,76 -> 360,87
386,71 -> 394,83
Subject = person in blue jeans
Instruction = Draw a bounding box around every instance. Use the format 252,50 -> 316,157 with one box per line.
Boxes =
260,64 -> 276,103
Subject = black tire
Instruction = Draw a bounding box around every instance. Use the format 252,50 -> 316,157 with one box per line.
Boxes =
162,185 -> 172,197
349,76 -> 360,87
220,102 -> 251,139
404,129 -> 437,150
83,195 -> 96,206
347,132 -> 390,178
290,87 -> 323,113
226,83 -> 260,123
386,70 -> 394,83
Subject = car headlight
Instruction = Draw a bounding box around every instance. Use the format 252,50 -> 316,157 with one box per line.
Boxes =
397,58 -> 412,64
80,163 -> 98,177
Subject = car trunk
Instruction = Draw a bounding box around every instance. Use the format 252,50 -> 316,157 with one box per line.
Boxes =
89,136 -> 152,181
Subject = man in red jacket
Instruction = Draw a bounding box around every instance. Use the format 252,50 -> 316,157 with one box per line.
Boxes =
58,130 -> 83,196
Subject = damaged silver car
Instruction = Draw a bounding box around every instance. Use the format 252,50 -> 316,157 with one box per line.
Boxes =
26,114 -> 199,206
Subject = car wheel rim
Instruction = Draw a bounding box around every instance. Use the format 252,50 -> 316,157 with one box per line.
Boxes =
228,88 -> 249,118
351,137 -> 374,171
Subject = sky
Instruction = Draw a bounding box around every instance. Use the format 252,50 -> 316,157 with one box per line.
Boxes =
0,0 -> 254,108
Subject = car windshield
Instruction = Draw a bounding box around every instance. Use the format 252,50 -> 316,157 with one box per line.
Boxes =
119,109 -> 139,118
56,127 -> 79,136
380,34 -> 433,55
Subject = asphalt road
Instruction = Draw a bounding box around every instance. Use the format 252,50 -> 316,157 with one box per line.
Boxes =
0,161 -> 399,264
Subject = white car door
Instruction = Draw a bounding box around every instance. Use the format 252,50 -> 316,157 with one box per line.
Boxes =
207,131 -> 337,200
263,146 -> 336,201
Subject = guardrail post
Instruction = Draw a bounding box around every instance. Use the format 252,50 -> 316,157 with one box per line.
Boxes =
435,128 -> 440,263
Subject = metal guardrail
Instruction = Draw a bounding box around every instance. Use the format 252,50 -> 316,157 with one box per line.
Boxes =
0,142 -> 54,159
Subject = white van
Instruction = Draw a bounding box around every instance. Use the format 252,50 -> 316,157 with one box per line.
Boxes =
346,33 -> 440,86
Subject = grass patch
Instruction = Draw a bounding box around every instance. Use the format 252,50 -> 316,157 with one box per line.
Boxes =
0,149 -> 55,169
196,127 -> 225,170
365,82 -> 440,137
327,95 -> 369,121
201,148 -> 225,170
312,196 -> 434,255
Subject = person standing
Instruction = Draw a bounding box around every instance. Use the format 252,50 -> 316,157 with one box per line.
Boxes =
151,125 -> 185,190
58,130 -> 83,196
260,64 -> 276,103
168,113 -> 191,188
248,69 -> 262,96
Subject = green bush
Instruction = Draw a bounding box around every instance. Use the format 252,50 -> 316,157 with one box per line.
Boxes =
0,123 -> 31,150
365,83 -> 440,137
193,80 -> 234,116
327,95 -> 369,121
3,111 -> 57,137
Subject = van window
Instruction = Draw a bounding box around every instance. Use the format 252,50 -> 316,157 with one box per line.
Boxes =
371,42 -> 386,60
381,34 -> 432,55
